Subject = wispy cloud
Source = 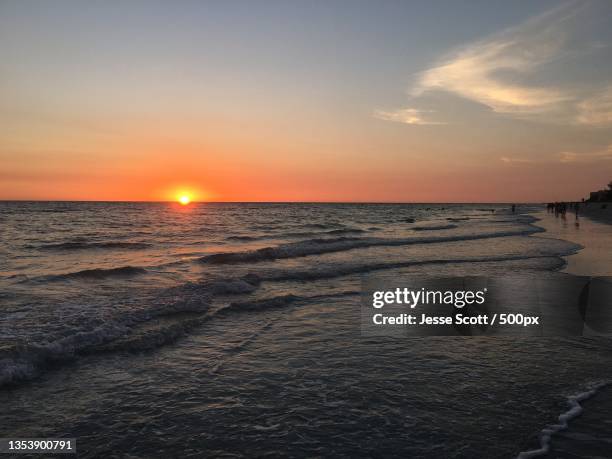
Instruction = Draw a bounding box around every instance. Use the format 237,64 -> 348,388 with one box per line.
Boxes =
412,4 -> 578,116
576,85 -> 612,125
558,144 -> 612,163
500,144 -> 612,165
500,156 -> 535,164
373,108 -> 444,125
378,2 -> 612,126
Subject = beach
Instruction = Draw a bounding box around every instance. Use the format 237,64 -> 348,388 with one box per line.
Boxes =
535,207 -> 612,276
3,1 -> 612,456
1,202 -> 611,458
578,203 -> 612,226
526,209 -> 612,458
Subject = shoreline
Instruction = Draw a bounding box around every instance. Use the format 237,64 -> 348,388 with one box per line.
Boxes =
517,381 -> 612,459
541,383 -> 612,459
524,206 -> 612,458
531,208 -> 612,277
577,202 -> 612,225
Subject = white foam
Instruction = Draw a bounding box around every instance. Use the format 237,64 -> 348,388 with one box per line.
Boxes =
517,381 -> 610,459
0,285 -> 212,386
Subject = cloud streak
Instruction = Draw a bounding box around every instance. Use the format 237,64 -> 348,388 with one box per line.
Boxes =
500,156 -> 535,165
576,85 -> 612,125
500,144 -> 612,165
373,108 -> 444,125
378,2 -> 612,126
412,4 -> 578,116
558,144 -> 612,163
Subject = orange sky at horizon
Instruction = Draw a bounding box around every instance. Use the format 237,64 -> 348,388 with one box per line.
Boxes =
2,107 -> 610,203
2,2 -> 612,203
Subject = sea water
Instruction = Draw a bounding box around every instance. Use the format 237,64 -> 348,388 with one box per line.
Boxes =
1,202 -> 610,457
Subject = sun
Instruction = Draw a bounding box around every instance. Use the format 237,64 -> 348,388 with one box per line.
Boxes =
169,188 -> 204,205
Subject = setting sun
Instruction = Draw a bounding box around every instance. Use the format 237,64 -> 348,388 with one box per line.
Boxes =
166,186 -> 206,204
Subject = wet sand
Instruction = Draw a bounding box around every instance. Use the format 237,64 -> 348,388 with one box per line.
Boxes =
579,202 -> 612,225
531,208 -> 612,458
534,209 -> 612,277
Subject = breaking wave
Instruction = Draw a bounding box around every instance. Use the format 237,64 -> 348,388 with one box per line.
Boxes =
1,208 -> 581,393
0,237 -> 579,388
201,228 -> 544,264
0,284 -> 212,387
0,280 -> 355,387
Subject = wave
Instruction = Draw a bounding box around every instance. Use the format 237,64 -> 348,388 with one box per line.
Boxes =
1,212 -> 569,387
517,381 -> 611,459
412,224 -> 458,231
302,223 -> 341,229
92,314 -> 211,353
224,228 -> 366,242
0,271 -> 364,388
192,252 -> 571,303
0,284 -> 212,386
201,228 -> 544,264
204,274 -> 262,295
225,235 -> 259,242
44,265 -> 148,281
263,254 -> 567,282
275,228 -> 366,238
324,228 -> 366,235
186,248 -> 573,302
0,285 -> 345,386
36,241 -> 152,251
0,249 -> 573,388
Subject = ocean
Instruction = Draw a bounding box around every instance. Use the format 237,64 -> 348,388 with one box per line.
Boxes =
1,202 -> 611,458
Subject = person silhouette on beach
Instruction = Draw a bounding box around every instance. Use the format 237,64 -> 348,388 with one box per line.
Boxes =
575,202 -> 580,227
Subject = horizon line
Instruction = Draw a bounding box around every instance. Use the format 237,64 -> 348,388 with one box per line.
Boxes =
0,199 -> 550,204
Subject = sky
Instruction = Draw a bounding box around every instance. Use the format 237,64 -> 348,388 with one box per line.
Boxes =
1,0 -> 612,202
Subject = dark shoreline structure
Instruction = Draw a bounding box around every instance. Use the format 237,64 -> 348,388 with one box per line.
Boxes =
580,181 -> 612,224
588,181 -> 612,203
